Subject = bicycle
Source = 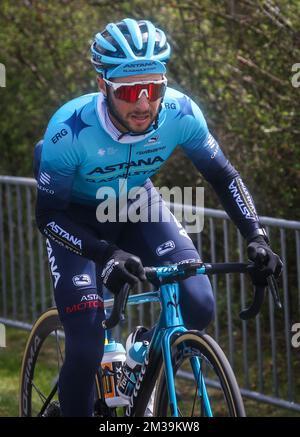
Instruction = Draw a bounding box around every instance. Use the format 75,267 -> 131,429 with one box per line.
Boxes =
19,256 -> 281,417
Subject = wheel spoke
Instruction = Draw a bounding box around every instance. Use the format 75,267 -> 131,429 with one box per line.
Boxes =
191,363 -> 202,417
54,329 -> 64,373
31,381 -> 47,404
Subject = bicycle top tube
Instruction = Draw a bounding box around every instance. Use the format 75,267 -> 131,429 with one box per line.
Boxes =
145,260 -> 250,285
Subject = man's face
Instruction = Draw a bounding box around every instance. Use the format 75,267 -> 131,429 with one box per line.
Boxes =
97,73 -> 164,133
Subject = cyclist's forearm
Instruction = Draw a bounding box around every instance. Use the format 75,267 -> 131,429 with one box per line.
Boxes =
35,205 -> 112,265
206,161 -> 265,241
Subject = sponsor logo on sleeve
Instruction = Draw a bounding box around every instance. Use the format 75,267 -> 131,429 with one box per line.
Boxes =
37,171 -> 55,194
65,294 -> 104,314
164,102 -> 176,110
51,128 -> 68,144
72,274 -> 92,287
45,239 -> 61,288
207,133 -> 219,159
228,178 -> 258,220
101,259 -> 117,285
39,172 -> 51,185
46,221 -> 82,251
156,240 -> 176,256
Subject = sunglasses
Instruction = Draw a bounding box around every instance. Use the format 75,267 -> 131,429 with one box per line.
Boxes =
103,76 -> 167,103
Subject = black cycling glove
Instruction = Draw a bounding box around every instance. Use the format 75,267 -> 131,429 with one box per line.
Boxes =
101,246 -> 146,295
247,236 -> 283,286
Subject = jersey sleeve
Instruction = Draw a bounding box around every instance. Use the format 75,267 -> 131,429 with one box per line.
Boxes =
37,122 -> 80,209
178,97 -> 265,241
35,118 -> 111,264
178,97 -> 228,177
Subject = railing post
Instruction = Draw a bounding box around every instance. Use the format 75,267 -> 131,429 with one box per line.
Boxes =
280,228 -> 293,402
223,219 -> 234,369
0,184 -> 7,318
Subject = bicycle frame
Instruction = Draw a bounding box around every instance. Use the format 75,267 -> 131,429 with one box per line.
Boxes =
20,259 -> 275,417
105,269 -> 213,417
102,259 -> 276,417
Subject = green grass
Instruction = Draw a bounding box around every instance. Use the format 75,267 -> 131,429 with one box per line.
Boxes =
0,326 -> 29,417
0,326 -> 299,417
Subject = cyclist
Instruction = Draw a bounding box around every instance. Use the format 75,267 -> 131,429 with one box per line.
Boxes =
34,18 -> 282,417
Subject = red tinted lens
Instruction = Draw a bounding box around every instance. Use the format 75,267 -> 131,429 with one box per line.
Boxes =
114,82 -> 166,102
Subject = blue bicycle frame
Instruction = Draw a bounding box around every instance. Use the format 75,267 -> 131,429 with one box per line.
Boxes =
105,264 -> 213,417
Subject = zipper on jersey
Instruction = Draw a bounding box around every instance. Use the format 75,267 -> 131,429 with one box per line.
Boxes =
119,144 -> 132,196
124,144 -> 132,180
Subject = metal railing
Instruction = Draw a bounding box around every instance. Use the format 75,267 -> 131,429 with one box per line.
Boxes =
0,175 -> 300,413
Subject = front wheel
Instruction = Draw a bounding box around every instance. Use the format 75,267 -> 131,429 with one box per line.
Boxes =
154,331 -> 246,417
19,308 -> 65,416
19,308 -> 127,417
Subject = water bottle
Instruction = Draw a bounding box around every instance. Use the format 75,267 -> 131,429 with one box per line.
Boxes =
101,340 -> 129,407
117,340 -> 149,400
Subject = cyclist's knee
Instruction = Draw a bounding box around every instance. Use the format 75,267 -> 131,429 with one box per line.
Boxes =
198,280 -> 215,328
181,275 -> 215,331
63,313 -> 105,370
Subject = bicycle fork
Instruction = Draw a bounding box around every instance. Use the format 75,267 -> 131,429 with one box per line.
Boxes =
161,333 -> 213,417
159,282 -> 213,417
190,356 -> 213,417
161,329 -> 182,417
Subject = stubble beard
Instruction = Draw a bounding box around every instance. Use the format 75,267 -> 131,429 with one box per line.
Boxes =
106,92 -> 155,134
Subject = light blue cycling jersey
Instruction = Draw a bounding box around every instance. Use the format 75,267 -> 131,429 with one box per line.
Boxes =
38,87 -> 222,206
36,86 -> 263,261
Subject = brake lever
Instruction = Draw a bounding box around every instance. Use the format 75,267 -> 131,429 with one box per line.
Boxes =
102,283 -> 131,330
239,262 -> 282,319
120,284 -> 130,322
267,275 -> 282,310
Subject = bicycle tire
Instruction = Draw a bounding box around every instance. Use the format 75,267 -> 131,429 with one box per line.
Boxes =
19,308 -> 65,416
19,308 -> 124,417
153,331 -> 246,417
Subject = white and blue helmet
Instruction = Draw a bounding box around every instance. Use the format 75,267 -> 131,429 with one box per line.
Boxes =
91,18 -> 171,79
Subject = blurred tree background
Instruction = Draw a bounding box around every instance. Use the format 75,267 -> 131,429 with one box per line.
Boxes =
0,0 -> 299,219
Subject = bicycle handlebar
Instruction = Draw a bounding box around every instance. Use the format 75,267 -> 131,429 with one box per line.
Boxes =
102,258 -> 282,330
102,283 -> 130,330
240,246 -> 282,319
